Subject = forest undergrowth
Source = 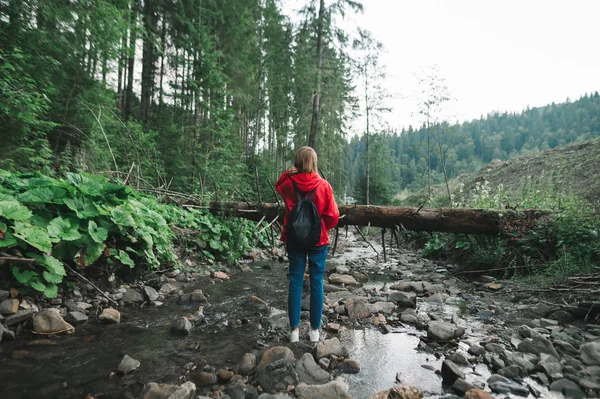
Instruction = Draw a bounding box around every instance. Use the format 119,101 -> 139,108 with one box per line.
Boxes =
0,170 -> 269,298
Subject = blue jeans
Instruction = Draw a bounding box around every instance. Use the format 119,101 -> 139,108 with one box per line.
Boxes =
287,245 -> 329,330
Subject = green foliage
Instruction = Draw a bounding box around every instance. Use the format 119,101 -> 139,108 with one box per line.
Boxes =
418,183 -> 600,281
0,170 -> 266,296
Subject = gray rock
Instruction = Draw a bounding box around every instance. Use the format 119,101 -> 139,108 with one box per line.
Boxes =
539,359 -> 563,380
256,348 -> 298,393
323,283 -> 347,293
158,283 -> 180,296
550,310 -> 574,324
123,288 -> 145,304
427,320 -> 465,341
532,335 -> 560,359
0,323 -> 15,341
491,356 -> 506,370
295,378 -> 351,399
118,354 -> 140,374
518,325 -> 542,339
143,286 -> 159,301
295,353 -> 330,384
498,365 -> 525,379
425,293 -> 446,303
578,376 -> 600,390
32,308 -> 75,334
139,381 -> 196,399
586,365 -> 600,376
400,313 -> 418,325
580,342 -> 600,366
448,352 -> 470,366
489,381 -> 529,396
468,344 -> 486,356
192,372 -> 217,387
238,353 -> 257,375
4,308 -> 35,326
387,291 -> 417,308
329,274 -> 358,286
65,311 -> 88,325
484,343 -> 505,354
170,316 -> 192,335
345,298 -> 371,320
0,299 -> 19,315
513,356 -> 535,373
550,378 -> 586,399
257,394 -> 293,399
257,347 -> 296,371
554,340 -> 578,355
316,338 -> 348,359
487,374 -> 510,384
441,360 -> 464,384
0,290 -> 9,301
368,302 -> 396,314
451,378 -> 474,395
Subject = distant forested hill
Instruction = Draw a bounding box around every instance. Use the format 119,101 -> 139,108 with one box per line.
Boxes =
344,93 -> 600,203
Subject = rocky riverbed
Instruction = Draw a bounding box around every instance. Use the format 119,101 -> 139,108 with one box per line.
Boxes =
0,232 -> 599,399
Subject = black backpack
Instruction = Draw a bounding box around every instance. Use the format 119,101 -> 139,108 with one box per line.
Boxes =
287,180 -> 321,249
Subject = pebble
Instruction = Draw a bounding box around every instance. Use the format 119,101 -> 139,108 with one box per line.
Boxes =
66,311 -> 89,325
217,370 -> 234,383
117,355 -> 140,374
468,344 -> 486,356
238,353 -> 256,375
98,308 -> 120,323
0,299 -> 19,315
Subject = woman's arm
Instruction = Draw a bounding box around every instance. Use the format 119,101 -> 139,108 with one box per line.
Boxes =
322,183 -> 340,230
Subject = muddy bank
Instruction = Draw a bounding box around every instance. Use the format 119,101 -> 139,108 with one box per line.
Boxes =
1,233 -> 599,399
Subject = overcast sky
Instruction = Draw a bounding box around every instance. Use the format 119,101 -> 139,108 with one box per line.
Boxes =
282,0 -> 600,132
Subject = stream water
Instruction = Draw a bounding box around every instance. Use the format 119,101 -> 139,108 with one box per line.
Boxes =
0,239 -> 562,399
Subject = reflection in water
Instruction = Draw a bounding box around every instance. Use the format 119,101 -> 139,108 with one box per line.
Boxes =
339,328 -> 444,399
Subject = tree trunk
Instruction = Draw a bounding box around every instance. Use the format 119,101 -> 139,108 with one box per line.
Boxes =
205,202 -> 550,235
158,14 -> 166,106
140,0 -> 157,123
125,0 -> 138,121
364,61 -> 370,206
308,0 -> 325,149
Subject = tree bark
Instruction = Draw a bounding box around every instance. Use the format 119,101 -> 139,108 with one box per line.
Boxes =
140,0 -> 157,123
124,0 -> 138,121
308,0 -> 325,149
205,202 -> 550,235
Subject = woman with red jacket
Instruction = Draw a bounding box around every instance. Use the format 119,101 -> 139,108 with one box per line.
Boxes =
275,146 -> 339,343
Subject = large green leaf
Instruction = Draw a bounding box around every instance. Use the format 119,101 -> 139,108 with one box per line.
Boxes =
63,197 -> 100,219
12,222 -> 52,252
88,220 -> 108,243
12,266 -> 35,284
74,239 -> 105,267
42,271 -> 63,284
18,187 -> 66,204
110,207 -> 136,227
0,222 -> 18,247
47,216 -> 82,241
0,201 -> 32,221
30,278 -> 46,292
44,283 -> 58,298
115,249 -> 135,268
43,255 -> 66,276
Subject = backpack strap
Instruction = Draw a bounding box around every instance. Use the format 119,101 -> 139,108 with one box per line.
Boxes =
308,188 -> 317,201
291,180 -> 303,202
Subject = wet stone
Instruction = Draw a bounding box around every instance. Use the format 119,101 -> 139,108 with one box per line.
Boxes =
33,308 -> 75,334
139,382 -> 196,399
190,289 -> 207,303
447,352 -> 470,366
329,273 -> 358,286
554,340 -> 578,355
468,344 -> 486,356
498,365 -> 525,379
580,342 -> 600,366
338,359 -> 360,374
217,370 -> 234,383
550,378 -> 586,399
123,288 -> 145,304
489,381 -> 529,396
193,371 -> 217,387
427,320 -> 465,341
143,286 -> 159,301
316,338 -> 348,359
441,360 -> 465,384
550,310 -> 574,324
578,376 -> 600,390
65,311 -> 88,325
368,384 -> 423,399
98,307 -> 120,323
118,354 -> 141,374
452,378 -> 474,395
238,353 -> 256,375
464,389 -> 494,399
484,343 -> 505,354
387,291 -> 417,308
170,316 -> 192,335
491,356 -> 505,370
0,299 -> 19,315
295,353 -> 330,384
295,378 -> 351,399
5,308 -> 34,326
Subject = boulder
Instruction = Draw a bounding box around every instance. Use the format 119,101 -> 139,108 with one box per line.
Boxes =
346,298 -> 371,320
257,347 -> 298,393
118,354 -> 140,374
580,342 -> 600,366
170,316 -> 192,335
295,353 -> 330,384
468,344 -> 486,356
329,274 -> 358,286
338,359 -> 360,374
139,382 -> 196,399
158,283 -> 180,296
32,308 -> 75,335
192,372 -> 217,387
441,360 -> 465,384
427,321 -> 465,341
451,378 -> 474,395
367,384 -> 423,399
190,289 -> 207,303
369,302 -> 396,314
257,347 -> 296,371
489,381 -> 529,396
4,308 -> 35,326
99,307 -> 120,323
316,338 -> 348,359
295,378 -> 351,399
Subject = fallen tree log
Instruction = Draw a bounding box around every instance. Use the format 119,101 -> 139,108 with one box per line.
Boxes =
207,201 -> 550,235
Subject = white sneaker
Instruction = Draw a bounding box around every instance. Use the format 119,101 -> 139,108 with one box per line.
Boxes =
309,329 -> 320,342
289,329 -> 299,343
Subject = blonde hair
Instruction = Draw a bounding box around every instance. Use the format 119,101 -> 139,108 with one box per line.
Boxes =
294,146 -> 318,173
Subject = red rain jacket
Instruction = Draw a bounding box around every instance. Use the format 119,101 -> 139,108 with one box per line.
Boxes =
275,171 -> 339,246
